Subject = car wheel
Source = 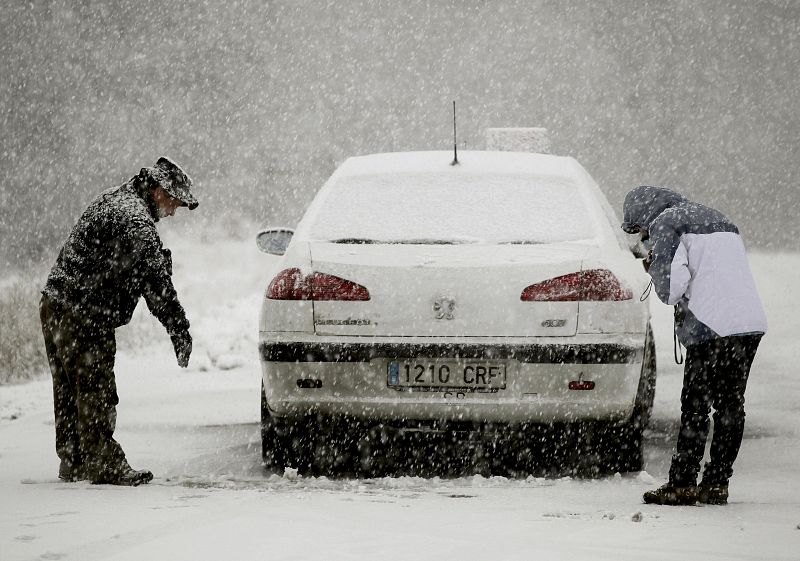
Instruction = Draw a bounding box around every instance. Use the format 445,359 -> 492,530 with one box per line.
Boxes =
261,386 -> 313,474
274,414 -> 319,475
634,323 -> 657,428
260,381 -> 280,470
603,323 -> 657,473
261,381 -> 322,475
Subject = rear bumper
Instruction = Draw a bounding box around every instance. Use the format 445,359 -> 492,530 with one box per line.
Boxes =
259,335 -> 645,424
260,340 -> 637,364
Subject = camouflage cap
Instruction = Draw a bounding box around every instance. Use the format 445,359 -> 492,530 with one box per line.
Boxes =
149,157 -> 198,210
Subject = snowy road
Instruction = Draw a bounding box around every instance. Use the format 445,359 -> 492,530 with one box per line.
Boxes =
2,242 -> 799,561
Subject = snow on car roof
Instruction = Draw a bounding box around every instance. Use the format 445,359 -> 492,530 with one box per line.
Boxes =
334,150 -> 583,179
300,151 -> 605,245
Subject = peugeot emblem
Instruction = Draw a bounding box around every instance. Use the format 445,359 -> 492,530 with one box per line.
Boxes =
433,297 -> 456,320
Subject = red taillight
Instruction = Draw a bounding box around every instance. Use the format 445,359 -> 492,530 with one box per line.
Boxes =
521,272 -> 582,301
267,269 -> 370,301
521,269 -> 632,302
308,272 -> 370,301
267,268 -> 310,300
568,380 -> 596,391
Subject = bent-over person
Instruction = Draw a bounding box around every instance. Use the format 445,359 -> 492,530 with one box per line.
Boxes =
621,185 -> 767,505
40,157 -> 197,485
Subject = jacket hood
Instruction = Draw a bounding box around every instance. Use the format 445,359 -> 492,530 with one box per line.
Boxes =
621,185 -> 689,233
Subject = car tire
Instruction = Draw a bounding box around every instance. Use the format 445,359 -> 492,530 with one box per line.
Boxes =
275,415 -> 319,475
261,381 -> 321,474
260,381 -> 280,470
603,323 -> 657,473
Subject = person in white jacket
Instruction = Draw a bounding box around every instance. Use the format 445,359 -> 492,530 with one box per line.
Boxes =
621,186 -> 767,506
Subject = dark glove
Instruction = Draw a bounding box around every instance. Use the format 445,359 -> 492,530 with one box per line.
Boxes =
171,330 -> 192,368
642,250 -> 653,272
674,302 -> 687,326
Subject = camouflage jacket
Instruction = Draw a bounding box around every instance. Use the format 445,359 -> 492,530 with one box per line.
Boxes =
43,177 -> 190,335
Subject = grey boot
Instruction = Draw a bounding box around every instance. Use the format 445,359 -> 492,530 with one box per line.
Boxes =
643,483 -> 698,506
58,459 -> 87,482
697,482 -> 728,505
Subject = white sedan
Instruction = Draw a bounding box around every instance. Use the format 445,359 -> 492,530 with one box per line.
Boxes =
257,150 -> 655,476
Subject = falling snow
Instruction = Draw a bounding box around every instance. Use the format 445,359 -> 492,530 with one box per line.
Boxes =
1,1 -> 799,560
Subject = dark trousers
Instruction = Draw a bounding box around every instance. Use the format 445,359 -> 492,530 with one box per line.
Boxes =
39,295 -> 129,476
669,334 -> 761,487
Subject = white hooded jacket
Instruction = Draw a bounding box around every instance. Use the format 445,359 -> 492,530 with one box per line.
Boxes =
621,186 -> 767,346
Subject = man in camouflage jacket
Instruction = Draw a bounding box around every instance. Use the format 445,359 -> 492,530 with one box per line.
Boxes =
40,157 -> 198,486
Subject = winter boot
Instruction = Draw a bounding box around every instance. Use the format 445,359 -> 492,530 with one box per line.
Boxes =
697,482 -> 729,505
113,466 -> 153,486
91,466 -> 153,486
88,459 -> 153,486
642,483 -> 698,506
58,459 -> 87,482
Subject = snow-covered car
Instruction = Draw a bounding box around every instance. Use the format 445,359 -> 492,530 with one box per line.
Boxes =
257,150 -> 655,476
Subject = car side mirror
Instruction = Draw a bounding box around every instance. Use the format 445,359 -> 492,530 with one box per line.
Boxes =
256,228 -> 294,256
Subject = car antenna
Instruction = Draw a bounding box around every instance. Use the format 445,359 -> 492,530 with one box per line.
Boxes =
450,100 -> 459,166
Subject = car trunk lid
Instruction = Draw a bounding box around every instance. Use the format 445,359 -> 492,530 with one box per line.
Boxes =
308,242 -> 591,337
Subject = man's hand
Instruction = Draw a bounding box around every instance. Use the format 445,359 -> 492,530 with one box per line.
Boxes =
171,330 -> 192,368
642,250 -> 654,272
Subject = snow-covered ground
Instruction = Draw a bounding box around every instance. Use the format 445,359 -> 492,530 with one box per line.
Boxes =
1,235 -> 799,561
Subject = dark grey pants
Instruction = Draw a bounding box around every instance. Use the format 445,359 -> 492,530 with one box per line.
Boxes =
669,334 -> 762,487
39,295 -> 129,477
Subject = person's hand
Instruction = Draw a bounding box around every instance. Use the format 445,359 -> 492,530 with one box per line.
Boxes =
171,330 -> 192,368
642,250 -> 654,272
674,302 -> 687,325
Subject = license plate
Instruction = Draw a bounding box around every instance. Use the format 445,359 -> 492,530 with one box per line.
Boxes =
387,360 -> 507,390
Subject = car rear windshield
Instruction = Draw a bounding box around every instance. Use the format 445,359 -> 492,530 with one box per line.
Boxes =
306,173 -> 600,244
